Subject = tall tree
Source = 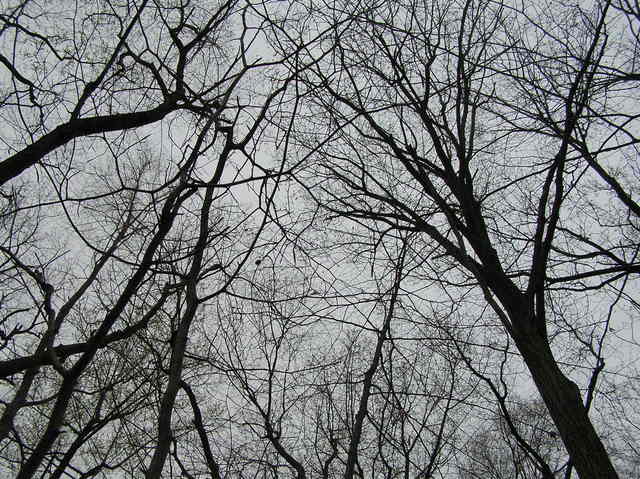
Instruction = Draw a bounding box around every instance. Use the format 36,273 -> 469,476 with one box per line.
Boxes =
266,0 -> 640,477
0,0 -> 291,476
2,0 -> 640,477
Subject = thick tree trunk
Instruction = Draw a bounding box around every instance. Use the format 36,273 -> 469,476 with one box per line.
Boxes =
478,253 -> 619,478
514,331 -> 619,479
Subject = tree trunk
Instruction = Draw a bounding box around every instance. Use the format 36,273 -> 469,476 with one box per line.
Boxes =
514,330 -> 619,479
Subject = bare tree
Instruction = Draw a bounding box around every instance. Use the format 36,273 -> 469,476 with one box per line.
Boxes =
3,0 -> 640,477
264,0 -> 640,477
457,398 -> 565,479
0,0 -> 293,477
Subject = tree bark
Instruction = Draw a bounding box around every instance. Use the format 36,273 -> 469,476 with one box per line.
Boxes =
513,327 -> 619,479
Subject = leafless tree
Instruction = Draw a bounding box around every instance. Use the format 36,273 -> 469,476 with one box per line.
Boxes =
457,397 -> 565,479
3,0 -> 640,478
264,0 -> 640,477
0,0 -> 293,477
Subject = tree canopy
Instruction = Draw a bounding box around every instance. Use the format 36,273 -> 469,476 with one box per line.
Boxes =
1,1 -> 639,478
